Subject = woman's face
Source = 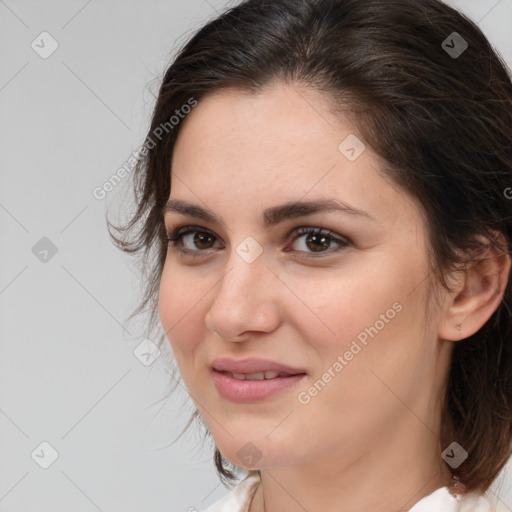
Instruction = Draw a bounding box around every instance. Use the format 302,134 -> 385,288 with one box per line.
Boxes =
159,82 -> 453,474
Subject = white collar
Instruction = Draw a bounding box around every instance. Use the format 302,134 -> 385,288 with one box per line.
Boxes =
409,486 -> 461,512
409,485 -> 494,512
203,472 -> 496,512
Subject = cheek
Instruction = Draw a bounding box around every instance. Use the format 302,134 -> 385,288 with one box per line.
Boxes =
158,264 -> 207,370
285,257 -> 416,352
286,255 -> 433,414
295,259 -> 432,411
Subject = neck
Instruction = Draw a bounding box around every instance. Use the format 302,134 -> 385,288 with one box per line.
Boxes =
249,424 -> 454,512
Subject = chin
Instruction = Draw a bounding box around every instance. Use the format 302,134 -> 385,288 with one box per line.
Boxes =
217,436 -> 299,472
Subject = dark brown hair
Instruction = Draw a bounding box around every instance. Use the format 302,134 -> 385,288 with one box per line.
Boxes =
108,0 -> 512,494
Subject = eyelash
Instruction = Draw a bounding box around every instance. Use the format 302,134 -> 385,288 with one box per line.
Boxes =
165,225 -> 350,259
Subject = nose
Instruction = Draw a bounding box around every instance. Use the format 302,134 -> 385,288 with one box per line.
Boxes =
204,247 -> 282,342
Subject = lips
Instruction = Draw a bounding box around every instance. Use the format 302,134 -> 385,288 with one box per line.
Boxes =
211,357 -> 307,377
225,370 -> 291,380
210,358 -> 308,401
211,361 -> 307,402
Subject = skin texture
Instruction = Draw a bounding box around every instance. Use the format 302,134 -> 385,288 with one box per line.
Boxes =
158,81 -> 511,512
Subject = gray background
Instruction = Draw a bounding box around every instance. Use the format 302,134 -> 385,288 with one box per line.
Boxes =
1,1 -> 511,511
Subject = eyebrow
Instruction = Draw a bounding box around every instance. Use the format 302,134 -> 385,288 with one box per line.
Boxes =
162,198 -> 375,228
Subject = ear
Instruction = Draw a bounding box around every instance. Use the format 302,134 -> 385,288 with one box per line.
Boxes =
438,233 -> 511,342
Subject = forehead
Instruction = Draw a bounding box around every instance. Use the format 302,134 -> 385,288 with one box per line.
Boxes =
170,82 -> 420,229
173,83 -> 344,170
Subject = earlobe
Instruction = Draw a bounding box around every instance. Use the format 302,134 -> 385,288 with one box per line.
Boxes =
438,235 -> 511,342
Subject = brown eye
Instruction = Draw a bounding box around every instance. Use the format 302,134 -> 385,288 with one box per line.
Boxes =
166,225 -> 350,259
290,227 -> 349,255
304,233 -> 331,252
166,226 -> 221,253
189,232 -> 216,250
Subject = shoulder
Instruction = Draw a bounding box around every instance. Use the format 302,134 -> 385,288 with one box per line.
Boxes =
409,486 -> 509,512
460,492 -> 510,512
458,489 -> 509,512
199,471 -> 261,512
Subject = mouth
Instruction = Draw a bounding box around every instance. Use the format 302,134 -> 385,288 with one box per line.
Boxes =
211,368 -> 307,402
211,357 -> 307,376
216,370 -> 306,380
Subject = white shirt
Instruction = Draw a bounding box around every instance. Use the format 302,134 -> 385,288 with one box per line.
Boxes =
200,471 -> 508,512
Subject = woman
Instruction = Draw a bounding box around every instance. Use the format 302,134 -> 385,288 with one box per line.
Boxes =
109,0 -> 512,510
